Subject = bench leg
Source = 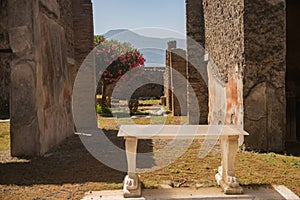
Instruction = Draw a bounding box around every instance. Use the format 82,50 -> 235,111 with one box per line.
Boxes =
215,135 -> 243,194
123,137 -> 141,198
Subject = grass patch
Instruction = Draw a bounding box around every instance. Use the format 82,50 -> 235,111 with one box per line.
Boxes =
139,99 -> 160,105
0,122 -> 10,151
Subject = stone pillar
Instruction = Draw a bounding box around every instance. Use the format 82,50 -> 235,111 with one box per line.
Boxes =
203,0 -> 245,146
243,0 -> 286,151
73,0 -> 94,85
186,0 -> 208,124
164,41 -> 176,112
9,0 -> 75,157
170,48 -> 187,116
0,0 -> 12,119
57,0 -> 76,85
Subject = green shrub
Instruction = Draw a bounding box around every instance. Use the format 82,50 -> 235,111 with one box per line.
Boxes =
97,104 -> 113,117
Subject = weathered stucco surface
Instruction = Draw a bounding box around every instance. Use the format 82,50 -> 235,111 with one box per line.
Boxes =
198,0 -> 287,151
203,0 -> 244,129
4,0 -> 94,157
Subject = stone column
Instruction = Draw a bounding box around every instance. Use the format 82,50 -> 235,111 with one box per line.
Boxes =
0,0 -> 12,119
165,41 -> 177,112
186,0 -> 208,124
9,0 -> 75,157
73,0 -> 94,85
170,48 -> 187,116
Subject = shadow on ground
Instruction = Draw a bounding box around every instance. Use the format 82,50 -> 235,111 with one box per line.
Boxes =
0,130 -> 154,186
286,142 -> 300,156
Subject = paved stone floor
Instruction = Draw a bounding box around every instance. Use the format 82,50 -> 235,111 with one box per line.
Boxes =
82,185 -> 300,200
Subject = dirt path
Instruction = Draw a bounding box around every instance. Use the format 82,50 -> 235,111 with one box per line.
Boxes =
0,131 -> 127,200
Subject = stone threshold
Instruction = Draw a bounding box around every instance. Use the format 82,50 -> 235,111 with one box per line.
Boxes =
0,119 -> 10,123
82,185 -> 299,200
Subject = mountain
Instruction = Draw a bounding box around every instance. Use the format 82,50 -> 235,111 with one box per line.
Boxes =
103,29 -> 186,67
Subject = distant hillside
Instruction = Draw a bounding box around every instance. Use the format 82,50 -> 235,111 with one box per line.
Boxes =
103,29 -> 186,67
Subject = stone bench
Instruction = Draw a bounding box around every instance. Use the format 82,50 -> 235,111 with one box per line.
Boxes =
117,125 -> 249,198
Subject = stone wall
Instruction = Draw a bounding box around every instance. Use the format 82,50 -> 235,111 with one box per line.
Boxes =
203,0 -> 244,132
170,49 -> 187,116
201,0 -> 287,151
57,0 -> 76,82
186,0 -> 208,124
73,0 -> 94,84
132,67 -> 165,99
164,41 -> 176,111
163,41 -> 187,116
7,0 -> 88,157
0,0 -> 12,119
243,0 -> 286,151
114,67 -> 165,99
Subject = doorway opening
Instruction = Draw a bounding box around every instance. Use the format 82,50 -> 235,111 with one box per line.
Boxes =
286,0 -> 300,143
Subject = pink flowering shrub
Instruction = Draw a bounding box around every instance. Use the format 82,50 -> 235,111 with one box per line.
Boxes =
94,35 -> 145,85
94,35 -> 146,107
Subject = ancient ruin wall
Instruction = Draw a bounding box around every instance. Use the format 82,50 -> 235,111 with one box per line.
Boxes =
73,0 -> 94,84
170,48 -> 187,116
8,0 -> 76,156
0,0 -> 12,119
243,0 -> 286,151
203,0 -> 244,131
186,0 -> 208,124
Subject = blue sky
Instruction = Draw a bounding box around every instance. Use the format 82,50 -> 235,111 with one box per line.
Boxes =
92,0 -> 186,38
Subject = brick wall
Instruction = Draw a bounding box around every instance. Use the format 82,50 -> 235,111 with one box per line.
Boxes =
72,0 -> 94,84
186,0 -> 208,124
170,48 -> 187,116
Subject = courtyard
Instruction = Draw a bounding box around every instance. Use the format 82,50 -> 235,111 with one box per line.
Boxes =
0,100 -> 299,199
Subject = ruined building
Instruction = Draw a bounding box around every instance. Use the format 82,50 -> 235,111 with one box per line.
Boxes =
0,0 -> 93,156
186,0 -> 299,152
0,0 -> 299,157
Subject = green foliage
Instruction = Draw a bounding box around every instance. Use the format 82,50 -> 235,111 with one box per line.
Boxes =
94,35 -> 145,85
96,104 -> 113,117
170,168 -> 182,174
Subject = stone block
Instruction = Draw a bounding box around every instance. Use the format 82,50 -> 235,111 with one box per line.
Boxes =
39,0 -> 60,19
244,83 -> 268,150
8,26 -> 32,53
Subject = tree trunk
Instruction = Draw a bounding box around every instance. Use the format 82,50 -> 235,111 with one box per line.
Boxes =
101,80 -> 107,107
101,80 -> 113,107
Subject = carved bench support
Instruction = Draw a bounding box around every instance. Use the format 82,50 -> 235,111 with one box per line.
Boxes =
123,137 -> 141,198
215,135 -> 243,194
